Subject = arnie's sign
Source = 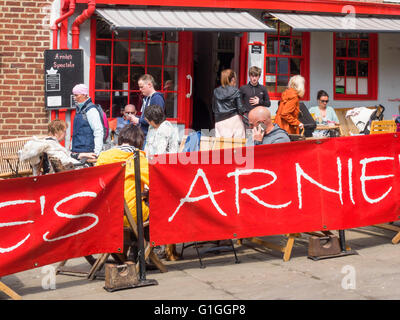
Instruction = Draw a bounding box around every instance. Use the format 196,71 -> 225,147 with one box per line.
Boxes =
149,134 -> 400,245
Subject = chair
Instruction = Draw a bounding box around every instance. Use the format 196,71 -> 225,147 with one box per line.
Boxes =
344,118 -> 399,243
45,155 -> 167,278
373,223 -> 400,244
240,234 -> 301,262
57,202 -> 168,279
179,134 -> 246,153
288,128 -> 306,142
369,120 -> 396,134
334,106 -> 385,136
123,201 -> 167,274
0,137 -> 33,178
334,107 -> 367,136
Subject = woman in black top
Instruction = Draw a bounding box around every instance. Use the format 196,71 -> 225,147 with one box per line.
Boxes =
212,69 -> 246,138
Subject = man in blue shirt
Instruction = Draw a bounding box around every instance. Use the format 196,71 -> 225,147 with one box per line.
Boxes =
115,104 -> 137,136
130,74 -> 165,136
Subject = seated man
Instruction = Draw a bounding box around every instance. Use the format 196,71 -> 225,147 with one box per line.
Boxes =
19,119 -> 96,175
246,106 -> 290,146
115,104 -> 137,137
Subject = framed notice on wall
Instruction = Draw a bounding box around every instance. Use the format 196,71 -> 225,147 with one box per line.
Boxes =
247,42 -> 265,84
44,49 -> 84,110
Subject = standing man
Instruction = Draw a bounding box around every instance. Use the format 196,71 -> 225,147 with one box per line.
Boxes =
71,83 -> 104,157
130,74 -> 165,136
240,66 -> 271,116
246,106 -> 290,146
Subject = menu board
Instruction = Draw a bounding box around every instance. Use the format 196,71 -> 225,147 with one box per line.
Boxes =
44,49 -> 84,110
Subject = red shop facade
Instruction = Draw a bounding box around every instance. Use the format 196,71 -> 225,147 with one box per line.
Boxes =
4,0 -> 400,140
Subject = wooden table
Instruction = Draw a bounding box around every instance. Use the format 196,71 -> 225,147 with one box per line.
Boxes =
315,124 -> 341,137
316,125 -> 340,130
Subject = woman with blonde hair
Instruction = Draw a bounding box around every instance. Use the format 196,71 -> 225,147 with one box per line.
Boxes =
19,119 -> 97,175
274,75 -> 305,134
212,69 -> 246,138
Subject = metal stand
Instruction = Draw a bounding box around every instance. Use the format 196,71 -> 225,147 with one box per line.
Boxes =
181,240 -> 240,269
308,230 -> 358,261
104,149 -> 157,292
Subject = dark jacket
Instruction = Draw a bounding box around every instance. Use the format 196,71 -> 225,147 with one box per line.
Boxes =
72,98 -> 96,153
240,82 -> 271,112
138,91 -> 165,136
246,123 -> 290,146
212,86 -> 246,122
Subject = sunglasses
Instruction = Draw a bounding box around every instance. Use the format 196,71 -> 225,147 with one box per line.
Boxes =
125,112 -> 136,114
320,99 -> 329,103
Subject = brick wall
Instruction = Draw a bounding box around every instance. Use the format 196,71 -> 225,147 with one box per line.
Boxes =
0,1 -> 53,139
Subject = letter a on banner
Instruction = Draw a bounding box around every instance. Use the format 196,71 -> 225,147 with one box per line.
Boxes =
168,168 -> 226,222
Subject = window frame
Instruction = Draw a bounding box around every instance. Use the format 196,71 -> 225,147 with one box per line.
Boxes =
263,21 -> 310,101
333,33 -> 378,101
90,18 -> 179,120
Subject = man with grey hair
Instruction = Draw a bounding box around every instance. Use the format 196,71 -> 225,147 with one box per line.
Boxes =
246,106 -> 290,146
71,83 -> 104,157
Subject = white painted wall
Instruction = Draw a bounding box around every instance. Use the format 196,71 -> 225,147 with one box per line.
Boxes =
308,32 -> 400,119
268,32 -> 400,120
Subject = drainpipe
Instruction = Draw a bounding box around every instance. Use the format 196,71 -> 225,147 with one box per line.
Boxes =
71,0 -> 96,49
51,0 -> 76,49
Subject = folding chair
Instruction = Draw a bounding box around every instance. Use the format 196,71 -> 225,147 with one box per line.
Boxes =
368,120 -> 400,243
373,223 -> 400,244
123,202 -> 167,274
57,200 -> 167,280
240,233 -> 301,262
369,120 -> 396,134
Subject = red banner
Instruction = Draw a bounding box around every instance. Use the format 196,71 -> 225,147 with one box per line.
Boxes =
149,134 -> 400,245
0,162 -> 125,278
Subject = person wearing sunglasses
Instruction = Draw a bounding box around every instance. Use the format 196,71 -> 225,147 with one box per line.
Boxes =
309,90 -> 339,137
115,104 -> 138,136
309,90 -> 339,125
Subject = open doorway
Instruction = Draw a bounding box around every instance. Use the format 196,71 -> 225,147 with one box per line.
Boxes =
191,32 -> 239,131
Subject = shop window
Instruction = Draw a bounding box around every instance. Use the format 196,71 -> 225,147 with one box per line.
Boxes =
334,33 -> 377,100
93,19 -> 179,119
264,20 -> 310,100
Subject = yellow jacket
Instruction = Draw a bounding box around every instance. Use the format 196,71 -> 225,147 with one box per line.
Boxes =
96,147 -> 149,227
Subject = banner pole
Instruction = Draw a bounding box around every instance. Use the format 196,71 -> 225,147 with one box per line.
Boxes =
104,150 -> 158,292
339,230 -> 346,253
134,149 -> 147,281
